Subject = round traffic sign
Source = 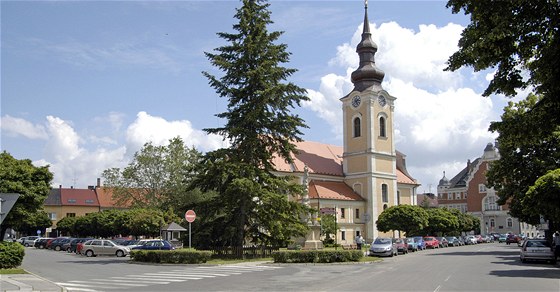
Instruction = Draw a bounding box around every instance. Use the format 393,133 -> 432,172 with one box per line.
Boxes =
185,210 -> 196,223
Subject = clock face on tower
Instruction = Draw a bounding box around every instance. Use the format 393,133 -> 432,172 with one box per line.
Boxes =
351,95 -> 361,108
378,95 -> 387,107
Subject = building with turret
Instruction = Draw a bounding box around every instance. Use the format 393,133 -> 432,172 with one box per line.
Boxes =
273,2 -> 419,245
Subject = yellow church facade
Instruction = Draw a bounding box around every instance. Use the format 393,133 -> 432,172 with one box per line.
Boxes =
272,4 -> 420,245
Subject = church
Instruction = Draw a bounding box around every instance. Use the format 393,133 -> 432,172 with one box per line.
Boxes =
272,3 -> 420,246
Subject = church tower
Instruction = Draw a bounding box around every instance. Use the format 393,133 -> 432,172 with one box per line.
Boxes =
341,1 -> 397,239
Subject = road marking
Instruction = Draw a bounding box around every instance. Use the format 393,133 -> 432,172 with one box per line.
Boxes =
434,285 -> 442,292
69,280 -> 146,287
444,275 -> 451,282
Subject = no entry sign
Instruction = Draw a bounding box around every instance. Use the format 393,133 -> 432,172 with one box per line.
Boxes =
185,209 -> 196,223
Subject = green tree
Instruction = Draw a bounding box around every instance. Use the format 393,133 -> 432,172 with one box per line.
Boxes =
446,0 -> 560,231
421,208 -> 459,236
127,208 -> 165,238
376,205 -> 429,236
193,0 -> 311,251
55,216 -> 78,236
319,214 -> 336,244
486,95 -> 560,228
102,137 -> 203,211
524,168 -> 560,226
0,151 -> 53,240
446,0 -> 560,128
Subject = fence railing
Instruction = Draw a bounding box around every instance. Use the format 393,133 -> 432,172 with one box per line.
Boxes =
206,246 -> 279,259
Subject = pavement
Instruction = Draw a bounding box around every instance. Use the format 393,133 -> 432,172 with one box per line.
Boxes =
0,272 -> 65,292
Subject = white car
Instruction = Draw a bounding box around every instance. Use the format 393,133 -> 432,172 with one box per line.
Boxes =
22,236 -> 40,247
465,235 -> 478,245
520,239 -> 556,264
81,239 -> 130,257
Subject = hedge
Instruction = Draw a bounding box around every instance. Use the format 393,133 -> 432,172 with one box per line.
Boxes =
0,241 -> 25,269
272,250 -> 363,263
130,249 -> 212,264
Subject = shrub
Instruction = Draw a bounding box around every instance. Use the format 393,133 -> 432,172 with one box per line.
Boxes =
0,241 -> 25,269
130,249 -> 212,264
272,250 -> 362,263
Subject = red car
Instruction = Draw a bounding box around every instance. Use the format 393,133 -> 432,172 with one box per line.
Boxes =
424,236 -> 440,249
392,238 -> 409,254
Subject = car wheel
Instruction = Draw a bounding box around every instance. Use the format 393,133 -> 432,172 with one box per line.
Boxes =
55,246 -> 61,251
86,250 -> 94,257
116,250 -> 124,257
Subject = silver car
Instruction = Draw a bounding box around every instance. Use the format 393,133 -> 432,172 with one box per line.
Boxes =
369,237 -> 397,257
82,239 -> 130,257
520,239 -> 556,264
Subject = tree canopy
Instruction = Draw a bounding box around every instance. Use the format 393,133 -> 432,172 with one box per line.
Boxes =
376,205 -> 429,236
102,137 -> 206,212
0,151 -> 53,240
193,0 -> 311,250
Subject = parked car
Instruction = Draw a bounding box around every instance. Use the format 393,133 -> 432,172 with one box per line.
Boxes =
465,235 -> 478,245
475,235 -> 484,243
423,237 -> 439,249
131,240 -> 175,251
81,239 -> 130,257
49,237 -> 71,251
446,236 -> 460,247
412,236 -> 426,250
16,237 -> 28,244
369,237 -> 398,257
34,237 -> 53,249
124,239 -> 151,249
520,239 -> 556,264
406,238 -> 418,252
23,236 -> 40,247
506,234 -> 522,245
498,234 -> 507,243
392,238 -> 408,255
70,238 -> 93,254
436,237 -> 449,248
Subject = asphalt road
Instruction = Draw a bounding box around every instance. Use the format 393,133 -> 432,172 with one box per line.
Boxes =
21,243 -> 559,291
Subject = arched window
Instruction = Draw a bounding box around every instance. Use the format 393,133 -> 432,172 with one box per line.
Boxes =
490,218 -> 495,228
382,184 -> 388,203
483,195 -> 499,211
353,117 -> 361,137
379,116 -> 386,137
383,204 -> 388,211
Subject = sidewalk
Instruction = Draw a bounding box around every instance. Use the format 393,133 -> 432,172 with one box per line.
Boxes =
0,273 -> 65,292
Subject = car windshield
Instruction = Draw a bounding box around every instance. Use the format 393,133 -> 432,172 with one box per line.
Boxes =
414,238 -> 422,242
425,237 -> 434,241
374,238 -> 391,244
526,240 -> 551,247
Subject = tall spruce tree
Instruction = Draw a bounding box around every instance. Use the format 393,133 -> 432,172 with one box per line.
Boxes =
194,0 -> 311,250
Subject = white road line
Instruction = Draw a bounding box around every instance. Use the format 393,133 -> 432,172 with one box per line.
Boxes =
434,285 -> 442,292
169,271 -> 231,276
62,288 -> 100,292
119,275 -> 194,281
69,280 -> 146,287
155,272 -> 217,278
110,276 -> 171,284
444,275 -> 451,282
57,282 -> 120,289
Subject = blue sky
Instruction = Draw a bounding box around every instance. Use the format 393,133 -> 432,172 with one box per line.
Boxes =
1,1 -> 526,192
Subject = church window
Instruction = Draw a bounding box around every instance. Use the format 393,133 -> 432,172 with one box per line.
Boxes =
355,208 -> 360,219
353,117 -> 361,137
379,116 -> 386,137
340,208 -> 345,219
383,204 -> 388,210
382,184 -> 388,203
341,230 -> 346,240
397,191 -> 401,205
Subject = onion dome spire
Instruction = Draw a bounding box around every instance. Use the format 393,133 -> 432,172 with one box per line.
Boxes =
351,1 -> 385,91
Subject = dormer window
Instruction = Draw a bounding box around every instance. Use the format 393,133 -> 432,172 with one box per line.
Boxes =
67,199 -> 76,203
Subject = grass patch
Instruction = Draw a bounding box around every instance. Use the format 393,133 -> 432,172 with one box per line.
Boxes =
206,257 -> 273,265
0,268 -> 27,274
359,255 -> 382,263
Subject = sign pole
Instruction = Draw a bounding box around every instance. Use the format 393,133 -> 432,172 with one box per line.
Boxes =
185,209 -> 196,249
189,222 -> 192,249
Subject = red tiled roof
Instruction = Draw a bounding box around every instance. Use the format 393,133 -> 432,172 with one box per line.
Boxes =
273,141 -> 343,176
273,140 -> 418,185
308,180 -> 364,201
96,187 -> 133,208
60,188 -> 99,206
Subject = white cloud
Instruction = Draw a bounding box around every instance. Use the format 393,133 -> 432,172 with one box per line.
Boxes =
0,115 -> 48,139
125,111 -> 224,155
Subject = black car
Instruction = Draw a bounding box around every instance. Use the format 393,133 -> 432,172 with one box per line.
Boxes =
49,238 -> 72,251
34,237 -> 53,249
68,238 -> 93,253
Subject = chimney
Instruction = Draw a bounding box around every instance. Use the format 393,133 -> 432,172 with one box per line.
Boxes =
97,178 -> 101,188
59,185 -> 62,189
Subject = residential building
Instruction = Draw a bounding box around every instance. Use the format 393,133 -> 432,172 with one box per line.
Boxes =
44,186 -> 100,236
438,143 -> 521,235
